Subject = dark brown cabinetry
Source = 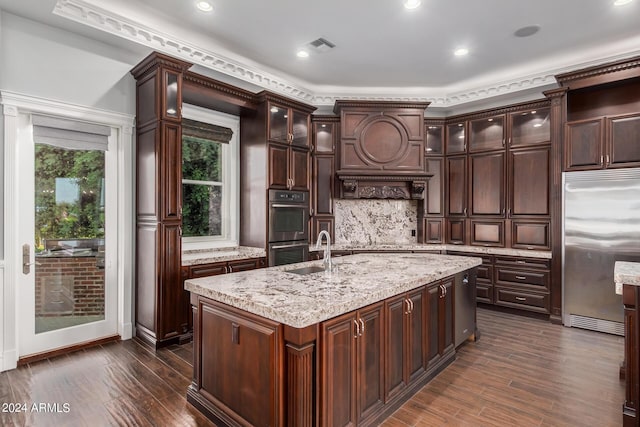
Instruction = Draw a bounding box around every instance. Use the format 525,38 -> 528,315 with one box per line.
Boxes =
426,278 -> 454,372
623,283 -> 639,426
493,256 -> 551,314
191,297 -> 282,427
422,121 -> 445,243
443,102 -> 552,250
186,257 -> 266,279
384,288 -> 426,402
321,302 -> 385,426
240,93 -> 315,251
131,53 -> 192,348
565,113 -> 640,171
311,117 -> 339,241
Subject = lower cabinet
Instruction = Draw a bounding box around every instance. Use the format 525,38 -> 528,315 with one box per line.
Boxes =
623,284 -> 639,426
426,278 -> 455,372
321,302 -> 385,426
384,288 -> 427,402
187,257 -> 266,278
493,256 -> 550,314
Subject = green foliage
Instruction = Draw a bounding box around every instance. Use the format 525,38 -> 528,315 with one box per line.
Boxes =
182,137 -> 223,237
35,145 -> 105,249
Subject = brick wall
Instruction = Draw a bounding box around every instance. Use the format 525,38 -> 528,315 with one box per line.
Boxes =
35,256 -> 105,317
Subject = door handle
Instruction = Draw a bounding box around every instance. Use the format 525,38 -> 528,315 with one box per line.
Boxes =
22,243 -> 41,275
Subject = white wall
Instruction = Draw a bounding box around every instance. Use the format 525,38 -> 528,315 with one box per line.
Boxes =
0,12 -> 139,114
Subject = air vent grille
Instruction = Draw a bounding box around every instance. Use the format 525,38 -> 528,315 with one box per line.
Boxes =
568,314 -> 624,336
307,37 -> 336,53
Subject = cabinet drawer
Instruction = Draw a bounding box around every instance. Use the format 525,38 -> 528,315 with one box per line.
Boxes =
494,287 -> 549,313
228,258 -> 263,273
190,262 -> 228,278
477,264 -> 493,282
495,267 -> 549,290
494,256 -> 550,270
476,283 -> 494,304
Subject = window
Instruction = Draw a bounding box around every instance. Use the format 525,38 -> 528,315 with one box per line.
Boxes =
181,104 -> 239,249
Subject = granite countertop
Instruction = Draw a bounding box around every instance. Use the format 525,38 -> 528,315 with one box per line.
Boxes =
185,253 -> 481,328
310,243 -> 552,259
182,246 -> 266,266
614,261 -> 640,286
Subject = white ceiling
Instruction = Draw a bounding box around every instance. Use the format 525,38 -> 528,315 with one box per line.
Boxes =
2,0 -> 640,112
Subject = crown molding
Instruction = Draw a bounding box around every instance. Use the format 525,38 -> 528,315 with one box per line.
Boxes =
54,0 -> 640,110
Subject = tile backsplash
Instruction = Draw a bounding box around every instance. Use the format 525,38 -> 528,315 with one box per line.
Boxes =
334,199 -> 418,244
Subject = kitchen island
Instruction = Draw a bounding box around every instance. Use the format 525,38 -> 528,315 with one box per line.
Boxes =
185,253 -> 481,427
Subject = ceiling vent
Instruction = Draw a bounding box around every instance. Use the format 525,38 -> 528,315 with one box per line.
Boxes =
306,37 -> 336,53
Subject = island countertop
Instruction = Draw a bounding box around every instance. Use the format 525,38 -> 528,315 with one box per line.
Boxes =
185,253 -> 481,328
615,261 -> 640,287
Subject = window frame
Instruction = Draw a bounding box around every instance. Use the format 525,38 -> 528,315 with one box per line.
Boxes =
181,104 -> 239,250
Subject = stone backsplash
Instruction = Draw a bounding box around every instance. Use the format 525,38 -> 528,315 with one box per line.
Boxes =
334,199 -> 418,245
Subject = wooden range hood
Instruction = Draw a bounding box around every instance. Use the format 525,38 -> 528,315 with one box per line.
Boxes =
334,100 -> 432,200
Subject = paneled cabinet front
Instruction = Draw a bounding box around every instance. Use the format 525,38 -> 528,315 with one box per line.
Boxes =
268,143 -> 309,191
321,302 -> 385,426
426,278 -> 454,371
311,118 -> 338,241
384,288 -> 426,402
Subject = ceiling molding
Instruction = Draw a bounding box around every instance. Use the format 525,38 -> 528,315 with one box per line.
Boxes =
53,0 -> 640,110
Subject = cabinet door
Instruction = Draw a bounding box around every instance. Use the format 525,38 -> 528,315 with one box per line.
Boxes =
426,283 -> 441,369
161,123 -> 182,220
425,124 -> 444,155
509,146 -> 550,217
160,223 -> 186,339
291,108 -> 310,147
565,119 -> 603,171
384,295 -> 407,401
424,218 -> 444,243
199,301 -> 281,427
470,220 -> 504,247
268,144 -> 289,189
440,278 -> 455,356
268,103 -> 289,144
227,258 -> 262,273
312,216 -> 335,243
469,115 -> 505,152
446,219 -> 466,245
407,288 -> 426,381
322,312 -> 357,427
290,146 -> 309,191
509,107 -> 550,148
446,156 -> 467,216
314,121 -> 336,153
313,155 -> 335,215
607,113 -> 640,168
357,303 -> 385,423
469,151 -> 505,216
426,158 -> 444,215
446,122 -> 466,154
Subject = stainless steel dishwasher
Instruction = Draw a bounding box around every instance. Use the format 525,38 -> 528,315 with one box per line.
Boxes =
455,268 -> 478,347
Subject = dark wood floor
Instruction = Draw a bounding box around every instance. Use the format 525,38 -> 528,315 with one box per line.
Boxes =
0,308 -> 625,426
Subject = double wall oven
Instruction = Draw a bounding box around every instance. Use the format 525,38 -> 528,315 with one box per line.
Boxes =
268,189 -> 309,266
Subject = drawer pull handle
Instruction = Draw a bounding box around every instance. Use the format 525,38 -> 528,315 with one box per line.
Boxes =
515,275 -> 527,280
516,260 -> 526,264
515,296 -> 527,301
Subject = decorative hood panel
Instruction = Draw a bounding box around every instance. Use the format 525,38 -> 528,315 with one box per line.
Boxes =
334,100 -> 432,199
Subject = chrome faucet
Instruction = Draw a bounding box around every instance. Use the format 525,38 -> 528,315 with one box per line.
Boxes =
315,230 -> 332,272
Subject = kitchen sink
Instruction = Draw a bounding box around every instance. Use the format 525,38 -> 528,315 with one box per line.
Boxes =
285,265 -> 326,275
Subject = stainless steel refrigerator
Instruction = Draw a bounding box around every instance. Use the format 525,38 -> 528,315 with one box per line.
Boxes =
563,168 -> 640,336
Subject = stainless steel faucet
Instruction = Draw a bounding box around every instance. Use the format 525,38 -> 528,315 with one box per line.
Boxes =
315,230 -> 332,272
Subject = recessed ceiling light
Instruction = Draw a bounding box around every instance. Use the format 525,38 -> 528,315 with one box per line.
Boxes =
454,47 -> 469,57
614,0 -> 633,5
296,50 -> 310,58
514,25 -> 541,38
196,1 -> 213,12
404,0 -> 422,9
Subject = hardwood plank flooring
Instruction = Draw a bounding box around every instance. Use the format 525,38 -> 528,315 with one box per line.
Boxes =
0,308 -> 625,426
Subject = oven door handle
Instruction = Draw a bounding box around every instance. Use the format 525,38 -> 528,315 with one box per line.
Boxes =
270,242 -> 309,250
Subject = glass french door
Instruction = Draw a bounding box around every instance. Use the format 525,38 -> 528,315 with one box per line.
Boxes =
16,113 -> 117,356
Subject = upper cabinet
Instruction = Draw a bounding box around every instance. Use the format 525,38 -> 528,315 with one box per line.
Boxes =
425,123 -> 444,156
468,115 -> 505,152
509,108 -> 551,148
565,113 -> 640,171
446,122 -> 466,154
268,102 -> 310,147
558,62 -> 640,172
